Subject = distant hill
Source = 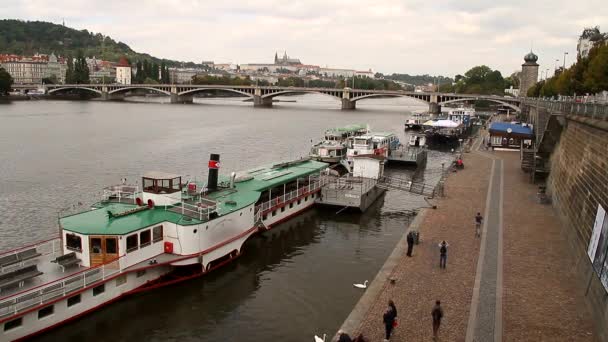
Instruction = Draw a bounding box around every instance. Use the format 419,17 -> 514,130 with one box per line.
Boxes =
0,19 -> 200,67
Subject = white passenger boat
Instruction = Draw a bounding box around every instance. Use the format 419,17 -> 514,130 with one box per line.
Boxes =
310,124 -> 368,164
344,132 -> 399,172
0,155 -> 329,340
408,134 -> 426,148
405,113 -> 431,130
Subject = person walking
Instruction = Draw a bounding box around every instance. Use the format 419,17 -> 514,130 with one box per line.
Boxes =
382,300 -> 397,341
406,231 -> 414,257
475,212 -> 483,238
431,300 -> 444,340
438,241 -> 449,269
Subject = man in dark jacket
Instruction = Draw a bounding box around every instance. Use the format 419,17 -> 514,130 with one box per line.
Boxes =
406,231 -> 414,257
431,300 -> 444,340
383,300 -> 397,341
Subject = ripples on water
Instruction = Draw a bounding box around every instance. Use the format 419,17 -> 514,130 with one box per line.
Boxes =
0,94 -> 454,341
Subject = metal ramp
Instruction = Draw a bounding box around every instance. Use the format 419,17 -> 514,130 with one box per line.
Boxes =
377,176 -> 436,197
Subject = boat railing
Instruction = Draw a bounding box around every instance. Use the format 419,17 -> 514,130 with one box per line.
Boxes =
101,184 -> 141,204
179,198 -> 217,221
254,177 -> 327,214
0,238 -> 61,273
0,254 -> 125,319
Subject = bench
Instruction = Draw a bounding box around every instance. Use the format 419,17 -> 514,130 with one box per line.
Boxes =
0,248 -> 42,270
51,252 -> 81,272
0,265 -> 43,292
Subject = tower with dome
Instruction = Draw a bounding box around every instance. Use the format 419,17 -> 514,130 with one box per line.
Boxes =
520,51 -> 539,97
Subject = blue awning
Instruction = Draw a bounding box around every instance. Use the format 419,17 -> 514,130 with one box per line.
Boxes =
489,122 -> 533,137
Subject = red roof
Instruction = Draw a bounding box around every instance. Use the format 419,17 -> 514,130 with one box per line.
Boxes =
117,57 -> 130,67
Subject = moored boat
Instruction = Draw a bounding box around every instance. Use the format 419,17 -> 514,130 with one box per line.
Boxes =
309,124 -> 368,164
0,155 -> 328,340
344,132 -> 399,172
405,113 -> 431,130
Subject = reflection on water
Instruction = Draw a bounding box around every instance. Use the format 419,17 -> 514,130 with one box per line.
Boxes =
1,95 -> 453,341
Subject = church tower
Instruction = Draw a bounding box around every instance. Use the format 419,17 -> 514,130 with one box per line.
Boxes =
520,51 -> 539,97
274,52 -> 278,64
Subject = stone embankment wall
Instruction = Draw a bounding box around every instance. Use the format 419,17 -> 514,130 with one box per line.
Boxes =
547,114 -> 608,341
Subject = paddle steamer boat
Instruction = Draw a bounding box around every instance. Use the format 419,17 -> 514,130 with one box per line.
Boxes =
0,155 -> 328,340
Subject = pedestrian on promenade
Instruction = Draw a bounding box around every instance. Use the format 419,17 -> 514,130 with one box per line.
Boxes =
382,300 -> 397,341
438,241 -> 449,269
431,300 -> 444,340
337,330 -> 353,342
475,212 -> 483,238
406,231 -> 414,257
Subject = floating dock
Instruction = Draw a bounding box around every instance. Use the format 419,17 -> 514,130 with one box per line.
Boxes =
316,175 -> 385,212
388,146 -> 427,166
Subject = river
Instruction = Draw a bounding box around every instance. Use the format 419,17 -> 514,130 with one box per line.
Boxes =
0,95 -> 453,341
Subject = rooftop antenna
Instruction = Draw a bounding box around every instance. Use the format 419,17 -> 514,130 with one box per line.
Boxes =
62,18 -> 65,27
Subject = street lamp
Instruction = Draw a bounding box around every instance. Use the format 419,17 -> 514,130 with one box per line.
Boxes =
563,52 -> 568,69
545,68 -> 550,80
554,59 -> 560,72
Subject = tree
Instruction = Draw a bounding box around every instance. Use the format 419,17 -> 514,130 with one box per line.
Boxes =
583,43 -> 608,93
0,67 -> 13,95
65,55 -> 74,83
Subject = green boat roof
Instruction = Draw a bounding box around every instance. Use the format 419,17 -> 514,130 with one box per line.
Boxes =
325,124 -> 367,134
61,159 -> 328,235
60,203 -> 203,235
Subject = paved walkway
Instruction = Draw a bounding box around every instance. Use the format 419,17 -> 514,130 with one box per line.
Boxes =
341,127 -> 596,342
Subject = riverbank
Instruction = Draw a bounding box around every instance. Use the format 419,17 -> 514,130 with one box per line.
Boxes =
336,130 -> 596,341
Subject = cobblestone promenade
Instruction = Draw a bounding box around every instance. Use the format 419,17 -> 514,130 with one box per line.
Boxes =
345,135 -> 596,341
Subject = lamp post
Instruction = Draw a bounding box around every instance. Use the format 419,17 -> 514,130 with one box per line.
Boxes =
540,70 -> 545,80
545,68 -> 550,80
563,52 -> 568,69
555,59 -> 560,72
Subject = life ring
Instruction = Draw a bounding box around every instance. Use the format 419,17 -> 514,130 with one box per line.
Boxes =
147,199 -> 155,208
136,197 -> 143,206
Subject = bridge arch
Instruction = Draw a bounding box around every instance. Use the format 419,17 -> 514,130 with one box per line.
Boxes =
108,87 -> 171,96
178,88 -> 254,98
439,98 -> 521,112
350,93 -> 431,106
48,87 -> 102,95
260,90 -> 343,100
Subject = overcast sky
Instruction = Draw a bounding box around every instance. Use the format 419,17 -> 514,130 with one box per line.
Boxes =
4,0 -> 608,77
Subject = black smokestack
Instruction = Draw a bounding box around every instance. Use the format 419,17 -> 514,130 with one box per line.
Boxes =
207,154 -> 220,192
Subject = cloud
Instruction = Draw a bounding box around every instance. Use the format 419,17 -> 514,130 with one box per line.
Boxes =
2,0 -> 608,76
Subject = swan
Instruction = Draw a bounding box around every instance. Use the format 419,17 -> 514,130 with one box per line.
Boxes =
353,280 -> 368,289
314,333 -> 326,342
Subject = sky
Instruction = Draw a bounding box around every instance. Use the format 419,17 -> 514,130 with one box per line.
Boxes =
3,0 -> 608,77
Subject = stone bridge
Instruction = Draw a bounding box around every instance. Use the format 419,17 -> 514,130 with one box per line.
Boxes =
14,84 -> 522,113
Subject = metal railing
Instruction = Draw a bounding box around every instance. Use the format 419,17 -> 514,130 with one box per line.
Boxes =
102,184 -> 140,204
0,256 -> 123,318
0,238 -> 61,274
524,98 -> 608,121
254,178 -> 327,214
179,198 -> 217,221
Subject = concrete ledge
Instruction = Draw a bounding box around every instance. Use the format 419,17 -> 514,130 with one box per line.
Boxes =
565,114 -> 608,132
332,208 -> 430,341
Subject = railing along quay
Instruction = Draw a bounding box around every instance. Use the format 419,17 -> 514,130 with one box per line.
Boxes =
524,98 -> 608,121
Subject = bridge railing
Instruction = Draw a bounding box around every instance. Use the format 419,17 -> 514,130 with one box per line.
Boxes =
523,98 -> 608,121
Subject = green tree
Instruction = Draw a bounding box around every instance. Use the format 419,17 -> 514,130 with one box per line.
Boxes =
65,55 -> 74,83
0,67 -> 13,95
583,44 -> 608,93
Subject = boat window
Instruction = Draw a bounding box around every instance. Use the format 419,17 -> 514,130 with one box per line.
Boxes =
67,294 -> 81,307
38,305 -> 54,319
153,225 -> 163,243
66,234 -> 82,252
140,230 -> 151,247
106,238 -> 117,254
272,210 -> 276,217
126,234 -> 138,253
93,284 -> 105,296
281,207 -> 285,213
90,238 -> 102,254
137,269 -> 147,278
290,203 -> 293,209
3,317 -> 22,331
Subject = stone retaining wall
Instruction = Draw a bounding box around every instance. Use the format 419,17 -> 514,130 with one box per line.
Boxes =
547,116 -> 608,342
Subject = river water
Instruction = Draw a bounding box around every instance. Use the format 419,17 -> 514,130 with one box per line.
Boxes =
0,95 -> 453,341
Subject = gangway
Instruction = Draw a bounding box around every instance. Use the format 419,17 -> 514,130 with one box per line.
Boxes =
377,176 -> 436,197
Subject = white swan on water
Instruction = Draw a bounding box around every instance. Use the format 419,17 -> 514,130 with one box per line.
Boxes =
314,333 -> 326,342
353,280 -> 368,289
